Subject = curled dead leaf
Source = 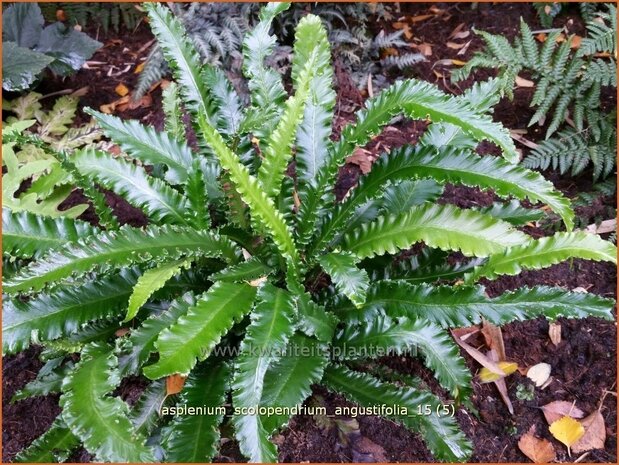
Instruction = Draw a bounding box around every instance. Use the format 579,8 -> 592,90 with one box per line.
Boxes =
518,425 -> 557,463
347,148 -> 373,174
541,401 -> 585,424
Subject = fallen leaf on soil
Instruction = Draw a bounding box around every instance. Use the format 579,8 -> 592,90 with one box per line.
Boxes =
536,33 -> 547,43
449,23 -> 468,39
411,14 -> 435,23
479,361 -> 518,383
166,374 -> 186,395
451,329 -> 505,375
392,21 -> 412,39
549,416 -> 585,452
527,363 -> 551,387
134,62 -> 145,74
515,76 -> 535,88
571,35 -> 582,49
572,410 -> 606,453
115,83 -> 130,97
100,94 -> 152,114
457,40 -> 472,56
488,349 -> 514,414
548,323 -> 562,346
511,131 -> 540,149
416,43 -> 433,56
585,218 -> 616,235
518,425 -> 557,463
481,319 -> 506,360
347,148 -> 373,174
451,59 -> 467,66
541,401 -> 585,424
446,41 -> 468,50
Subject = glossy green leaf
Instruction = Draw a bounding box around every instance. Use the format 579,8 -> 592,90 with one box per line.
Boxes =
144,282 -> 257,378
60,342 -> 155,462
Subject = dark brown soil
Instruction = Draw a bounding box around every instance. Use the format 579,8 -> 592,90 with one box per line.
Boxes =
2,348 -> 60,462
3,2 -> 616,464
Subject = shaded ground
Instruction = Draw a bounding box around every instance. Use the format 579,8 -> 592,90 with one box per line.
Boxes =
3,2 -> 616,463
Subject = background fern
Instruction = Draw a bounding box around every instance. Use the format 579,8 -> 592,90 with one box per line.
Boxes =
454,4 -> 617,181
39,2 -> 142,34
135,2 -> 424,97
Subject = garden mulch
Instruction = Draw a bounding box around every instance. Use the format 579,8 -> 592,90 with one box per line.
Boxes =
2,2 -> 616,463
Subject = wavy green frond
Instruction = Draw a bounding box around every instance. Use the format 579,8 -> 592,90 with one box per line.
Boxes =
144,2 -> 217,126
333,281 -> 615,327
130,380 -> 166,436
118,293 -> 195,377
125,259 -> 191,322
318,252 -> 369,307
211,257 -> 272,282
257,54 -> 315,198
294,13 -> 335,198
202,65 -> 244,136
242,2 -> 290,112
162,82 -> 186,142
334,316 -> 471,400
86,109 -> 192,184
164,362 -> 229,462
317,146 -> 573,247
295,293 -> 338,343
144,282 -> 257,379
343,204 -> 528,259
477,200 -> 544,226
334,79 -> 517,167
196,111 -> 299,269
14,417 -> 79,463
12,359 -> 73,402
5,225 -> 238,293
233,284 -> 296,463
257,14 -> 325,198
60,342 -> 155,462
2,208 -> 97,259
261,334 -> 329,434
185,158 -> 211,228
73,148 -> 190,225
323,364 -> 472,462
3,269 -> 139,355
368,249 -> 483,284
465,232 -> 617,282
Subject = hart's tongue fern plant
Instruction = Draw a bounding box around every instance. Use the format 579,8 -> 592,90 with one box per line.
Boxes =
3,3 -> 617,463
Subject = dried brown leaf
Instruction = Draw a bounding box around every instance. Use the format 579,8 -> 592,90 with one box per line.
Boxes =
548,323 -> 562,346
572,410 -> 606,453
518,425 -> 557,463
